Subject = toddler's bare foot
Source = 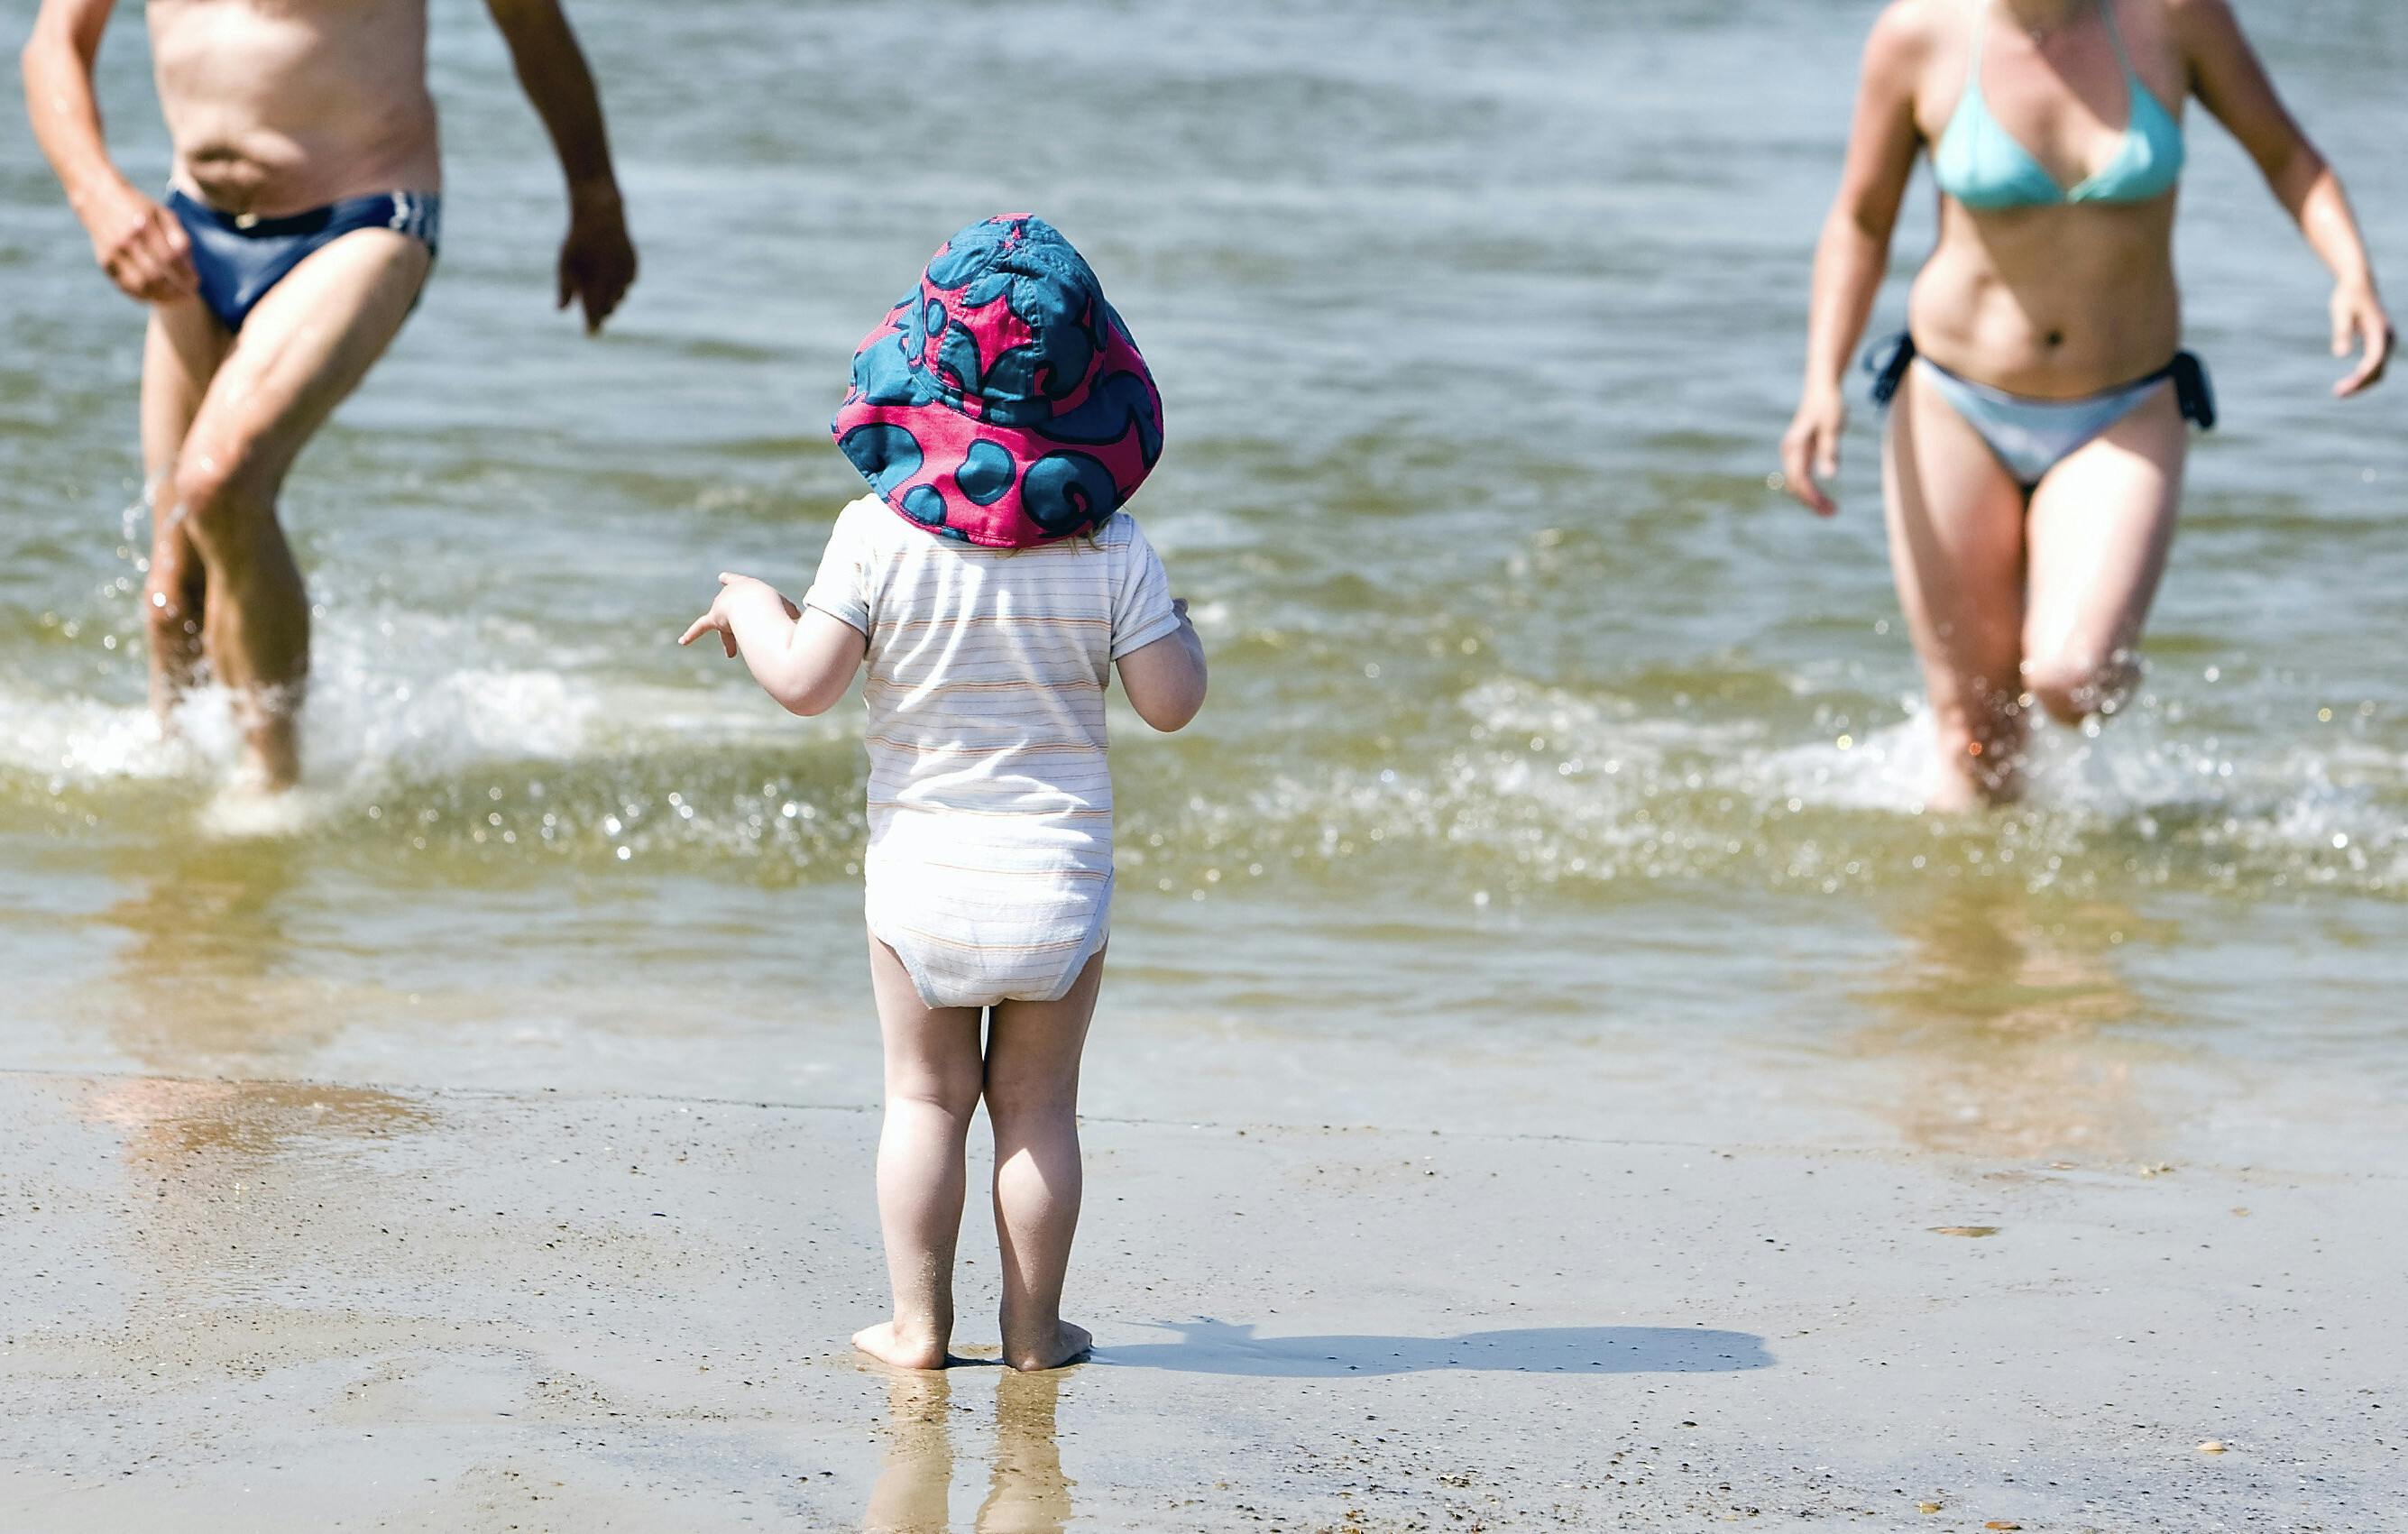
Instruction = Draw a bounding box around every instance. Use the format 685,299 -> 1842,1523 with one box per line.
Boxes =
1003,1320 -> 1090,1373
854,1320 -> 950,1371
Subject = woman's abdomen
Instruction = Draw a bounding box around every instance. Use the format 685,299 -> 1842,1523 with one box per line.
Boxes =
1908,200 -> 2184,397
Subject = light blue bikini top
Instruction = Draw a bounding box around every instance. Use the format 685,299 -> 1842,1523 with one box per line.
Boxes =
1932,0 -> 2185,210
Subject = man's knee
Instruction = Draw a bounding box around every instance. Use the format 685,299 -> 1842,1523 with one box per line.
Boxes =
168,444 -> 273,545
142,573 -> 202,646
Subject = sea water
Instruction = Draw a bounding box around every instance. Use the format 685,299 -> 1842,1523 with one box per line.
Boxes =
1,0 -> 2403,1162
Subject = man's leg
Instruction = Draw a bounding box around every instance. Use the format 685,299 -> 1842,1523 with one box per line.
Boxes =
170,228 -> 430,788
139,299 -> 230,718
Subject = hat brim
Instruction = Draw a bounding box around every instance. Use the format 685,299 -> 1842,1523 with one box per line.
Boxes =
831,221 -> 1163,548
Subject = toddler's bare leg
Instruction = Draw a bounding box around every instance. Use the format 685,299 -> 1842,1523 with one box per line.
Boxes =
984,949 -> 1106,1372
855,934 -> 984,1370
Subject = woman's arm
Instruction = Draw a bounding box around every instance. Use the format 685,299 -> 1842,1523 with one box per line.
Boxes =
1782,5 -> 1929,516
679,574 -> 865,717
2177,0 -> 2389,395
1116,600 -> 1207,732
20,0 -> 198,303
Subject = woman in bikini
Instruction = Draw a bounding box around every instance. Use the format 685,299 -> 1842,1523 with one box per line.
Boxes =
1781,0 -> 2390,808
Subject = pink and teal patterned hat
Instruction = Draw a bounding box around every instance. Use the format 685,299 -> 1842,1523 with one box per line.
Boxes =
832,215 -> 1163,548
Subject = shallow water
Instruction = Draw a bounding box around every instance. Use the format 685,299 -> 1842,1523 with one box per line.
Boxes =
3,0 -> 2404,1153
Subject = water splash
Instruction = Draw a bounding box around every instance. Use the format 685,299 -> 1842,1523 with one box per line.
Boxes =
3,619 -> 2398,901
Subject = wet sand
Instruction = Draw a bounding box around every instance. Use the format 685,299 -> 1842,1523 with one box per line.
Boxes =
2,1052 -> 2396,1532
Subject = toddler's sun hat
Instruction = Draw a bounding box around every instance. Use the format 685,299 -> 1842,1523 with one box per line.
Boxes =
831,215 -> 1163,548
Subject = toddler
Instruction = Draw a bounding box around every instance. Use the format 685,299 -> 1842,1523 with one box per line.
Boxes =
681,216 -> 1205,1371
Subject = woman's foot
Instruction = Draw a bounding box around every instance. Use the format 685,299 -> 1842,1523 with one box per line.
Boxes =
1002,1320 -> 1090,1373
853,1320 -> 951,1371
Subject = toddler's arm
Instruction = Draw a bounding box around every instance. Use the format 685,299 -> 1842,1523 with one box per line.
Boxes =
1116,598 -> 1207,731
679,572 -> 865,716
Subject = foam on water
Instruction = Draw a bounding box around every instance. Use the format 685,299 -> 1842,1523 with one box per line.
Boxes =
1464,673 -> 2402,835
1167,675 -> 2408,902
5,622 -> 2396,901
3,602 -> 639,822
0,685 -> 202,785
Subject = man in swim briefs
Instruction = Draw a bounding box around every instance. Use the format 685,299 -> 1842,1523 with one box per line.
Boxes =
22,0 -> 637,789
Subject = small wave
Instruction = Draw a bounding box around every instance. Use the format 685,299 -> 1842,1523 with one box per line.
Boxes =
1098,675 -> 2408,905
0,596 -> 862,864
1470,674 -> 2402,841
195,782 -> 331,840
5,634 -> 2398,903
0,598 -> 754,826
0,687 -> 201,785
0,665 -> 605,791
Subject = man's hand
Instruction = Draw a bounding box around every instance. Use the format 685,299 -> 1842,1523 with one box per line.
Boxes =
83,178 -> 197,304
483,0 -> 635,331
23,0 -> 195,306
558,187 -> 635,334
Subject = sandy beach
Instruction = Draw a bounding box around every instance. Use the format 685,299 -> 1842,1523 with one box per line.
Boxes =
4,1022 -> 2395,1531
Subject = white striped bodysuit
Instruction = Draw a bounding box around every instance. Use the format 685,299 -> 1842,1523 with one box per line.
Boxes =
803,496 -> 1181,1009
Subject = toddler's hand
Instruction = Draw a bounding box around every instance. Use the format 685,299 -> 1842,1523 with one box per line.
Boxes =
677,599 -> 738,657
677,572 -> 799,657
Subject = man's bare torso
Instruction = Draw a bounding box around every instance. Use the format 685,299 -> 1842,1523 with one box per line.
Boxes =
151,0 -> 438,216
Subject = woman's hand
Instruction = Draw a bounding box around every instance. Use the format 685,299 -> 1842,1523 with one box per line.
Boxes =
677,572 -> 797,657
2331,281 -> 2394,397
1780,387 -> 1847,517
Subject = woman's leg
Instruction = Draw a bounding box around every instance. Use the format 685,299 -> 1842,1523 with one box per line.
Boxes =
1883,365 -> 2041,808
983,948 -> 1107,1372
2020,385 -> 2186,727
855,934 -> 986,1370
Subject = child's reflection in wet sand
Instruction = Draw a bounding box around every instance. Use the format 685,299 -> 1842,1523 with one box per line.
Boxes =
863,1365 -> 1073,1534
979,1367 -> 1073,1533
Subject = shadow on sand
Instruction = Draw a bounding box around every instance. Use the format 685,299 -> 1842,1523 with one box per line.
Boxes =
1094,1319 -> 1772,1377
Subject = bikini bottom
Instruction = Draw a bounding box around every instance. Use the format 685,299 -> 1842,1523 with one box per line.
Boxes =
1866,333 -> 2214,488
